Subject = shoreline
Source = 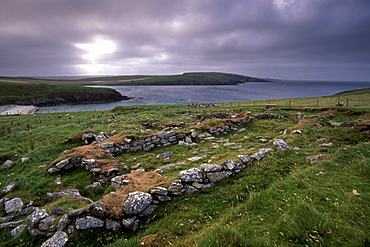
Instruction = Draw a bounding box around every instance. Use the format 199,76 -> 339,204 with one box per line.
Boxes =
0,105 -> 39,115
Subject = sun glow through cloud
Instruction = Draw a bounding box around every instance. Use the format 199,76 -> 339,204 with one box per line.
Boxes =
75,38 -> 116,74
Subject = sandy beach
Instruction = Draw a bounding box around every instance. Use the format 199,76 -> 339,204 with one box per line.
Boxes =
0,105 -> 39,115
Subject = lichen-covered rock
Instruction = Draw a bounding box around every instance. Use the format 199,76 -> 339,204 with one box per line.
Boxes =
4,198 -> 23,214
178,168 -> 203,183
121,192 -> 152,216
41,231 -> 68,247
55,159 -> 70,169
149,187 -> 168,196
156,152 -> 173,159
237,155 -> 251,164
38,215 -> 58,231
67,207 -> 89,217
1,181 -> 16,193
273,139 -> 291,151
89,202 -> 105,218
139,205 -> 157,217
0,220 -> 24,229
82,133 -> 96,144
75,216 -> 104,230
26,208 -> 49,227
207,172 -> 229,183
57,214 -> 71,231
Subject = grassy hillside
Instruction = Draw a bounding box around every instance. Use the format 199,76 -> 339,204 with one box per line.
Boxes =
0,88 -> 369,246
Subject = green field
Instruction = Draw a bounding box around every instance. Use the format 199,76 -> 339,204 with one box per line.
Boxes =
0,88 -> 369,246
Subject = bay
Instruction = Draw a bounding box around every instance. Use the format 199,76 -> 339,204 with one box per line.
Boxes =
37,80 -> 370,113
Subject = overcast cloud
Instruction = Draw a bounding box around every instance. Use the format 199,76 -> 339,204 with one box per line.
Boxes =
0,0 -> 369,80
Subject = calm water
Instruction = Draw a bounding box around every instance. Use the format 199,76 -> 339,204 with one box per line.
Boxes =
37,80 -> 370,113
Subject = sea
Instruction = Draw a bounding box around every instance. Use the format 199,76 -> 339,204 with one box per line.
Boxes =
36,80 -> 370,113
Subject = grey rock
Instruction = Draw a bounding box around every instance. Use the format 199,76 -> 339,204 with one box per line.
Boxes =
207,172 -> 229,183
156,152 -> 173,159
156,195 -> 172,202
182,185 -> 198,194
68,207 -> 89,217
89,202 -> 105,218
21,157 -> 30,163
199,164 -> 223,172
10,223 -> 27,238
111,175 -> 130,190
67,225 -> 75,234
273,139 -> 291,151
0,216 -> 13,223
306,154 -> 328,163
95,133 -> 109,142
48,189 -> 93,203
48,168 -> 60,173
85,182 -> 101,190
122,192 -> 152,215
1,181 -> 16,193
4,197 -> 23,214
149,187 -> 168,196
18,206 -> 37,216
237,155 -> 251,165
55,159 -> 70,169
122,217 -> 140,231
75,216 -> 104,230
139,205 -> 157,217
38,215 -> 58,231
26,208 -> 49,227
1,160 -> 13,170
106,219 -> 121,231
82,133 -> 96,144
221,160 -> 236,170
320,142 -> 335,147
0,220 -> 24,229
178,168 -> 203,183
28,226 -> 48,236
41,231 -> 68,247
51,208 -> 68,215
57,214 -> 71,231
168,182 -> 183,193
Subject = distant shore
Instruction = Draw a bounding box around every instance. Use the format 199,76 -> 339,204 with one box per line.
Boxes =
0,105 -> 39,115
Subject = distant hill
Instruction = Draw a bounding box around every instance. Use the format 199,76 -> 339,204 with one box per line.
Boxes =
75,72 -> 271,85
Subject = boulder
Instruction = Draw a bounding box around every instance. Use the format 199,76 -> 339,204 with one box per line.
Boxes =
55,159 -> 70,169
75,216 -> 104,230
237,155 -> 251,165
41,231 -> 68,247
38,215 -> 58,231
106,219 -> 121,231
26,208 -> 49,227
57,214 -> 71,231
1,160 -> 13,170
221,160 -> 236,170
89,202 -> 105,218
149,187 -> 168,196
121,192 -> 152,215
4,197 -> 23,214
81,133 -> 96,144
207,172 -> 229,183
199,164 -> 223,172
178,168 -> 203,183
273,139 -> 291,151
121,217 -> 140,231
67,207 -> 89,217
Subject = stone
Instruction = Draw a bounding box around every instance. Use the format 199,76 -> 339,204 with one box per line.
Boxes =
188,156 -> 203,162
85,182 -> 101,190
57,214 -> 71,231
26,208 -> 49,227
221,160 -> 236,170
67,207 -> 89,217
28,226 -> 48,236
182,185 -> 198,194
139,205 -> 157,217
21,157 -> 30,163
18,206 -> 37,216
122,217 -> 140,231
47,189 -> 93,203
4,197 -> 23,214
100,142 -> 115,149
55,159 -> 70,169
0,220 -> 24,229
41,231 -> 68,247
95,133 -> 109,142
156,152 -> 173,159
82,133 -> 96,144
320,142 -> 335,147
237,155 -> 251,165
149,187 -> 168,196
0,216 -> 13,223
1,160 -> 13,170
207,172 -> 229,183
75,216 -> 104,230
306,154 -> 328,163
122,192 -> 152,215
38,215 -> 58,231
48,168 -> 60,173
199,164 -> 223,172
106,219 -> 121,231
273,139 -> 291,151
178,168 -> 203,183
111,175 -> 130,190
156,195 -> 172,202
168,182 -> 183,193
89,202 -> 105,218
10,223 -> 27,238
1,181 -> 16,193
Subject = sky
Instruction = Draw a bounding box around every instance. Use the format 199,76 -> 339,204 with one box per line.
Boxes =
0,0 -> 369,81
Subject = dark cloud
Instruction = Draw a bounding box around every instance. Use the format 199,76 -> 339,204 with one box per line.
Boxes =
0,0 -> 369,80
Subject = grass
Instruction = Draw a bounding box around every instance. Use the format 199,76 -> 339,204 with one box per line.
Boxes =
0,88 -> 369,246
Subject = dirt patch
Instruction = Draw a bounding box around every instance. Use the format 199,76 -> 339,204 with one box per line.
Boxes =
100,170 -> 174,218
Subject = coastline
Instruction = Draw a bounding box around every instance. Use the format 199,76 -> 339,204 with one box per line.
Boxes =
0,105 -> 39,115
